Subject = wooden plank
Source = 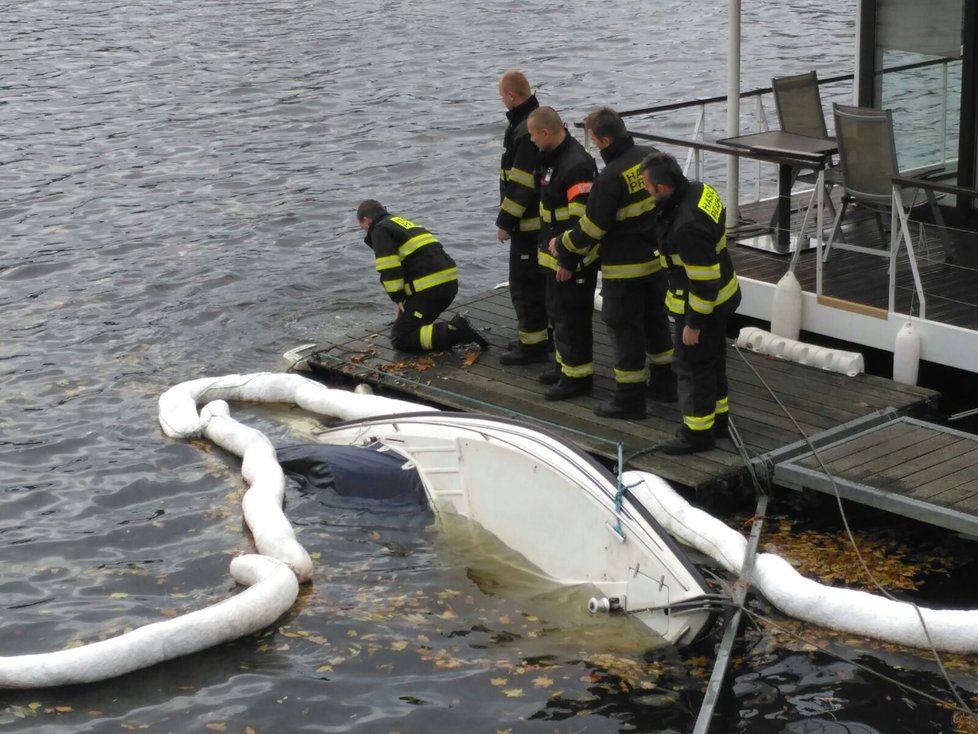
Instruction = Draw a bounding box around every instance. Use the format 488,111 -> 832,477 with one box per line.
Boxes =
860,432 -> 966,482
816,294 -> 889,319
303,286 -> 942,493
828,425 -> 952,479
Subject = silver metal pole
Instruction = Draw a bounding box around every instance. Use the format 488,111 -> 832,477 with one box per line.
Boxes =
692,493 -> 768,734
725,0 -> 741,234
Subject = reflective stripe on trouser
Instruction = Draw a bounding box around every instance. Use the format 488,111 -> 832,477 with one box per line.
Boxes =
389,280 -> 458,353
671,289 -> 741,432
509,234 -> 548,346
600,273 -> 673,388
545,261 -> 598,379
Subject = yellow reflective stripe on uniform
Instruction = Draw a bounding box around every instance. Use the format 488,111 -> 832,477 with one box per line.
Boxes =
578,215 -> 605,240
501,197 -> 525,218
602,259 -> 659,279
506,167 -> 535,189
562,361 -> 593,378
715,396 -> 729,415
419,324 -> 435,351
560,230 -> 590,256
518,217 -> 541,232
409,266 -> 458,293
615,198 -> 655,221
537,251 -> 558,271
715,232 -> 728,253
646,348 -> 673,366
688,292 -> 714,315
582,248 -> 600,266
686,263 -> 721,281
666,291 -> 685,314
398,232 -> 438,258
684,413 -> 715,431
540,207 -> 554,223
383,278 -> 405,294
551,206 -> 571,221
614,367 -> 647,384
669,253 -> 684,266
567,201 -> 586,218
375,255 -> 400,271
519,328 -> 549,345
715,273 -> 740,305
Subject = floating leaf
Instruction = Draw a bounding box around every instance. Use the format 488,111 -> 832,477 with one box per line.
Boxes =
502,688 -> 525,698
532,676 -> 554,689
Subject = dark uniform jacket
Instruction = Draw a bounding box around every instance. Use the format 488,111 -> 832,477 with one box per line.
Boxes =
536,132 -> 598,272
496,94 -> 542,238
363,212 -> 458,303
653,180 -> 740,329
557,136 -> 662,282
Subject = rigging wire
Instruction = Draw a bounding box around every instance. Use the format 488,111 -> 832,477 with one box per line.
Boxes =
732,343 -> 975,718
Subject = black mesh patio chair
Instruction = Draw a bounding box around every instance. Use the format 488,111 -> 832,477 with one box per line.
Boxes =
771,71 -> 843,227
824,103 -> 951,262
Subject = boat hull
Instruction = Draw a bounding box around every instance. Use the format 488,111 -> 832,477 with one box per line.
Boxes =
314,411 -> 719,646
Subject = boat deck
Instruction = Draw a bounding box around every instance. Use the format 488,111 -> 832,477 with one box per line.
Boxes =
296,286 -> 937,494
730,196 -> 978,330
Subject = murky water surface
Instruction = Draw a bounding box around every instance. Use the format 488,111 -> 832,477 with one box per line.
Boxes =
2,0 -> 976,731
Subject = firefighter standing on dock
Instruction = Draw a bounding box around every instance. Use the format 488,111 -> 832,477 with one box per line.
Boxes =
530,106 -> 600,401
496,70 -> 550,365
357,199 -> 488,353
639,152 -> 741,454
554,107 -> 676,419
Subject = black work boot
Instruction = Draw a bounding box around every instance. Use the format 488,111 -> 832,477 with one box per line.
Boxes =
544,375 -> 593,402
594,385 -> 646,419
647,364 -> 678,403
499,341 -> 551,365
449,314 -> 490,349
660,427 -> 716,455
538,366 -> 560,385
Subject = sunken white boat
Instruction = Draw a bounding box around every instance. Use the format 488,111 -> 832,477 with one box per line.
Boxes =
310,410 -> 721,647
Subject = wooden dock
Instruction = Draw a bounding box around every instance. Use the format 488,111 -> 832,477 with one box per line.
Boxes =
295,286 -> 938,495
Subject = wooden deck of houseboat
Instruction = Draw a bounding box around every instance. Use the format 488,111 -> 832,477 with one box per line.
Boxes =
729,196 -> 978,330
296,286 -> 938,494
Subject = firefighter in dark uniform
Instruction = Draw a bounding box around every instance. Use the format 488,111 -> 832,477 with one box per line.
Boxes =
529,106 -> 599,401
496,70 -> 549,365
357,199 -> 488,353
555,107 -> 676,419
639,152 -> 741,454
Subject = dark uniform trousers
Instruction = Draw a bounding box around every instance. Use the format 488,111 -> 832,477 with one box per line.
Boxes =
509,232 -> 549,347
671,288 -> 742,431
545,262 -> 599,377
601,272 -> 672,393
389,280 -> 459,353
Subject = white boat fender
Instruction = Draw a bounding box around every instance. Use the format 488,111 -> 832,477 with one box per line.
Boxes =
893,321 -> 921,386
736,327 -> 865,377
770,270 -> 802,341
